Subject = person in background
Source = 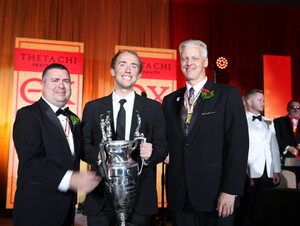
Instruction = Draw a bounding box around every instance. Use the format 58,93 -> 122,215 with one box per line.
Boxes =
243,89 -> 281,226
13,63 -> 101,226
162,39 -> 249,226
82,50 -> 167,226
274,100 -> 300,163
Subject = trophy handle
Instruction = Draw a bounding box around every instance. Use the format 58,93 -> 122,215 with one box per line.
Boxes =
99,143 -> 108,179
132,136 -> 146,150
133,137 -> 147,175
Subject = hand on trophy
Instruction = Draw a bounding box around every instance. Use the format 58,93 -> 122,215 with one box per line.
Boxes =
164,154 -> 170,164
97,149 -> 107,165
69,171 -> 101,194
140,139 -> 152,160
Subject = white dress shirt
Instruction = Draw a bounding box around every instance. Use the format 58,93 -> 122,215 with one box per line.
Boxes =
112,91 -> 135,140
185,76 -> 207,101
42,96 -> 74,192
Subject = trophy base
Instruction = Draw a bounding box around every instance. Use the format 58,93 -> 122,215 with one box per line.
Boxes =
117,220 -> 128,226
117,213 -> 128,226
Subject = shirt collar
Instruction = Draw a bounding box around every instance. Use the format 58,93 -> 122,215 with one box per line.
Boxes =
186,76 -> 208,95
246,111 -> 262,120
112,90 -> 135,106
42,96 -> 67,114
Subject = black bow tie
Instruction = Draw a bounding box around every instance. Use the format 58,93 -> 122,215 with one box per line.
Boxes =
252,115 -> 262,121
56,107 -> 70,116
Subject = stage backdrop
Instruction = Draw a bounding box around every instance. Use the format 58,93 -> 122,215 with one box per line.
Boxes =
263,55 -> 292,119
6,37 -> 84,208
116,45 -> 177,208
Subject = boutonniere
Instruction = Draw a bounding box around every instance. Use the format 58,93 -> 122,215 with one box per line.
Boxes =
201,89 -> 215,99
264,120 -> 272,129
68,115 -> 81,126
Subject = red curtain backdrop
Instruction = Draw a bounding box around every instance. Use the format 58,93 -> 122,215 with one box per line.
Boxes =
264,55 -> 292,119
170,0 -> 300,96
1,0 -> 300,210
0,0 -> 170,209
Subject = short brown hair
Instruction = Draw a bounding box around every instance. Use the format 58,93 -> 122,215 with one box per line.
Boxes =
110,50 -> 143,73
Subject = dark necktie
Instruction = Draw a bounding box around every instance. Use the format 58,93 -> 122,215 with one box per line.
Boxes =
116,99 -> 126,140
56,107 -> 70,116
182,87 -> 196,135
188,87 -> 195,106
252,115 -> 262,121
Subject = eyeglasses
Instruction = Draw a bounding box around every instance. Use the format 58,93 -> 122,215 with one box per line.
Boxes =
289,106 -> 300,109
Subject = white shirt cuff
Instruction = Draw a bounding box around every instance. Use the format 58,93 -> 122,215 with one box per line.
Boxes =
283,146 -> 289,155
58,170 -> 73,192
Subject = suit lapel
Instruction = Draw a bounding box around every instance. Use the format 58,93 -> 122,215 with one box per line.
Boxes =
131,93 -> 143,139
250,119 -> 266,145
296,118 -> 300,141
284,116 -> 297,139
67,113 -> 81,158
38,98 -> 65,138
188,80 -> 214,135
101,94 -> 116,139
38,98 -> 73,158
174,88 -> 186,135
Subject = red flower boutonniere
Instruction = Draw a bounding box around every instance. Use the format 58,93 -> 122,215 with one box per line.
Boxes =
201,89 -> 215,100
68,115 -> 81,126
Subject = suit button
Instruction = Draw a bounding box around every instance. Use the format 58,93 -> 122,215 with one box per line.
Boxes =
185,143 -> 189,147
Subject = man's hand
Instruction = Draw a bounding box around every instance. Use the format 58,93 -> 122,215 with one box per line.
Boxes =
216,192 -> 235,218
164,154 -> 170,164
273,173 -> 281,185
140,141 -> 152,160
288,146 -> 298,156
249,178 -> 255,187
69,171 -> 101,193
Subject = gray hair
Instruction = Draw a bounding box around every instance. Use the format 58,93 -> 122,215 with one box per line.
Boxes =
179,40 -> 208,59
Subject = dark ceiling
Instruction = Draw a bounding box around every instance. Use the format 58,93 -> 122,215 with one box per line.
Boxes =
220,0 -> 300,8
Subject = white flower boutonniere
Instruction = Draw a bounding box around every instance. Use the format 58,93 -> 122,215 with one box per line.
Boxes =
264,120 -> 272,129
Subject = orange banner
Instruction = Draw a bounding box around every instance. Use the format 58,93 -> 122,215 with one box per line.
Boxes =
6,38 -> 84,208
15,48 -> 83,74
263,55 -> 292,119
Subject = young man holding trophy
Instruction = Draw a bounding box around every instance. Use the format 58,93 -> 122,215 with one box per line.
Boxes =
82,50 -> 167,226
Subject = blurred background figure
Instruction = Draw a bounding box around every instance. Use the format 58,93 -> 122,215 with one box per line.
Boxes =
274,100 -> 300,162
243,89 -> 281,226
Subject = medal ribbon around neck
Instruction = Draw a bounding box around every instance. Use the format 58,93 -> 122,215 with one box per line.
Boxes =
184,90 -> 201,113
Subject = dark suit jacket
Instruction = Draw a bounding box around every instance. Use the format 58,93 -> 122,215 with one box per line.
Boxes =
162,80 -> 249,212
82,92 -> 167,216
274,115 -> 300,158
13,98 -> 83,226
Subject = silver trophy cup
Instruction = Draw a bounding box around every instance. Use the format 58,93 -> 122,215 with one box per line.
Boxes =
99,111 -> 146,226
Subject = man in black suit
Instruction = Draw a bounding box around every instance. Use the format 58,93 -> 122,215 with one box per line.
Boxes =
274,100 -> 300,162
82,50 -> 167,226
162,40 -> 249,226
13,63 -> 101,226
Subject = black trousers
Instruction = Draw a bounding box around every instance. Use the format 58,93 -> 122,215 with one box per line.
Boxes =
87,203 -> 150,226
243,169 -> 275,226
170,211 -> 236,226
169,191 -> 236,226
